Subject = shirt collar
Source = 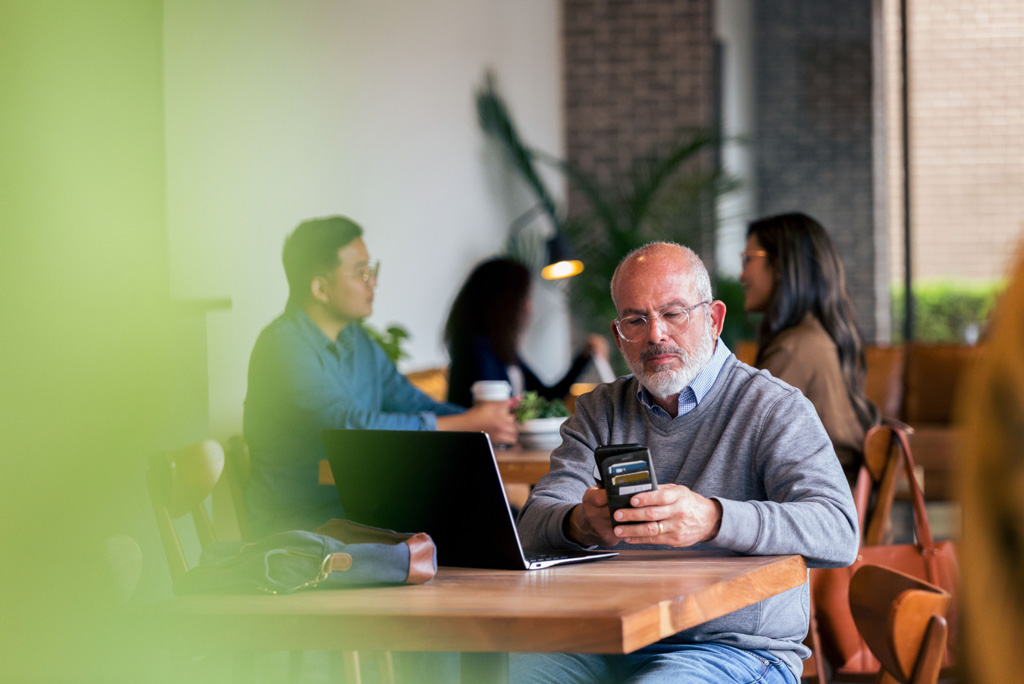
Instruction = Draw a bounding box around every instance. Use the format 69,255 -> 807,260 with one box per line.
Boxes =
635,339 -> 732,417
286,304 -> 354,355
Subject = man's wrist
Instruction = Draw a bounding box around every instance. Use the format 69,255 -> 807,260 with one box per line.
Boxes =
562,505 -> 581,544
702,498 -> 723,542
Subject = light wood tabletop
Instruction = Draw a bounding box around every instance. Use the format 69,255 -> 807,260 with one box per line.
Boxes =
138,550 -> 807,683
319,446 -> 554,487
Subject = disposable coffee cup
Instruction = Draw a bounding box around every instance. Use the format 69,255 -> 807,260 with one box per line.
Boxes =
471,380 -> 514,449
471,380 -> 512,405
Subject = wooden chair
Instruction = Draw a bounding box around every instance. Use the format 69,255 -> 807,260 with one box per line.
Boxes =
148,439 -> 392,684
147,439 -> 226,580
804,421 -> 919,684
212,434 -> 253,542
864,345 -> 905,421
404,366 -> 449,402
898,343 -> 979,503
854,421 -> 919,547
566,382 -> 598,413
901,343 -> 979,425
735,339 -> 758,366
848,565 -> 950,684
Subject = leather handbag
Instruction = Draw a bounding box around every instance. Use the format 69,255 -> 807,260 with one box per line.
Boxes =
810,426 -> 958,675
175,518 -> 437,595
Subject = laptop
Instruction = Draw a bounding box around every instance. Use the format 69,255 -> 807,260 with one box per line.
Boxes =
321,429 -> 618,570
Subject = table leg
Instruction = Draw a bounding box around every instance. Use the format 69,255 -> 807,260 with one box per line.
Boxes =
461,652 -> 510,684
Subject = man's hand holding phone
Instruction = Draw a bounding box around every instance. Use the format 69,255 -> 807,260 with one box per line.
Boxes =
564,486 -> 619,547
563,444 -> 723,548
566,443 -> 659,547
611,484 -> 722,546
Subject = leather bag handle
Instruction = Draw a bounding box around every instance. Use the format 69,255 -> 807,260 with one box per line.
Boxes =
891,426 -> 936,551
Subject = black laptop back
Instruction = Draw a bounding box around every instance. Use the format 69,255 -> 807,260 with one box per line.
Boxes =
322,429 -> 536,569
321,429 -> 616,570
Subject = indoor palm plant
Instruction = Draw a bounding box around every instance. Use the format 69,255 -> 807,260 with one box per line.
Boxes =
476,72 -> 736,353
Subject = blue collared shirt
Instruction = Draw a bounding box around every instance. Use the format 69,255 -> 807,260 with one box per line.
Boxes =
243,305 -> 465,536
636,339 -> 732,418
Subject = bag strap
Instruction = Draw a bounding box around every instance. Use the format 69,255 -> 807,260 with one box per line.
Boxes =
892,425 -> 953,661
853,465 -> 872,538
891,426 -> 936,552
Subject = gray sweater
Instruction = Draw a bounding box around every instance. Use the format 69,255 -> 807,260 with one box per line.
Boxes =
517,354 -> 859,678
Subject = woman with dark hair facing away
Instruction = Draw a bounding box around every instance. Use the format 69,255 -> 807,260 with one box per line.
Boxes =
445,258 -> 609,408
740,212 -> 878,479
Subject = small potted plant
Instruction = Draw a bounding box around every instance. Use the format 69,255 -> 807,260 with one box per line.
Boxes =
514,391 -> 569,450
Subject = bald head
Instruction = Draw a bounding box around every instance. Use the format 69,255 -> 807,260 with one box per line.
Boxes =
610,242 -> 713,312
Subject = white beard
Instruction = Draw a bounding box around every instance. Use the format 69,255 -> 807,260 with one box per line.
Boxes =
626,318 -> 716,400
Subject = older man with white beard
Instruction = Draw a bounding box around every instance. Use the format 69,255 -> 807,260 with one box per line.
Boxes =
513,242 -> 858,684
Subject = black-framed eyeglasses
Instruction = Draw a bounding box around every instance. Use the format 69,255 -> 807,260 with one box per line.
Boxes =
740,250 -> 768,267
613,301 -> 710,342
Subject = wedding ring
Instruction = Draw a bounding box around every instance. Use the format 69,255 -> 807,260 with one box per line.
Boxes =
657,521 -> 664,535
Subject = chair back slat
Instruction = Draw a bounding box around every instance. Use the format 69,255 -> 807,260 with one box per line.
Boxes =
901,343 -> 979,424
213,434 -> 253,542
865,345 -> 905,420
862,425 -> 904,546
147,439 -> 225,580
849,565 -> 950,684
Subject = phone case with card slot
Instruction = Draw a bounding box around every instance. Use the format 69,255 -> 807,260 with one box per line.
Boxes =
594,444 -> 658,523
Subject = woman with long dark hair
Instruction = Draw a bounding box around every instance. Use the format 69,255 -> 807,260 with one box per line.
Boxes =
741,212 -> 878,477
444,257 -> 608,407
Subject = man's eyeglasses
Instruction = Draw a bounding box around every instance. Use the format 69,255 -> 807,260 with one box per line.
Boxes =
613,301 -> 710,342
740,250 -> 768,267
355,261 -> 380,285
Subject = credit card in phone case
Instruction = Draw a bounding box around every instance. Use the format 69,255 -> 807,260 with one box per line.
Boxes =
609,460 -> 648,476
611,470 -> 651,486
594,444 -> 658,523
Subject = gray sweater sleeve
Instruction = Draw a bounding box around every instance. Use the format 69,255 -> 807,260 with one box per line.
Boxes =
711,387 -> 859,568
515,411 -> 607,551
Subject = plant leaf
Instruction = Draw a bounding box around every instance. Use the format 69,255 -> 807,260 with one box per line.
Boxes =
476,71 -> 560,229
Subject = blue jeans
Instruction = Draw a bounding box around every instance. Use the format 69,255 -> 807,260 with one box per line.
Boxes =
511,643 -> 798,684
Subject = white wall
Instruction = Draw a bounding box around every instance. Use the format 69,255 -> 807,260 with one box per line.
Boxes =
714,0 -> 757,278
163,1 -> 568,436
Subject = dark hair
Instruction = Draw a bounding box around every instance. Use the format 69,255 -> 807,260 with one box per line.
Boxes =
444,258 -> 532,365
747,212 -> 878,429
282,216 -> 363,307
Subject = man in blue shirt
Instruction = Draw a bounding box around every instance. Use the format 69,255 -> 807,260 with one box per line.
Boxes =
244,216 -> 518,536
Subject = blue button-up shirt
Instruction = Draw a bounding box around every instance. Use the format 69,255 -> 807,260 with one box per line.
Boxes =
637,340 -> 732,418
243,305 -> 465,536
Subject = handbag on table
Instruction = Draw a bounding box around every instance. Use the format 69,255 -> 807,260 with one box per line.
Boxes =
810,424 -> 958,676
175,518 -> 437,595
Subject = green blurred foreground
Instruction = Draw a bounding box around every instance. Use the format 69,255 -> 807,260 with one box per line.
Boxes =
1,2 -> 189,681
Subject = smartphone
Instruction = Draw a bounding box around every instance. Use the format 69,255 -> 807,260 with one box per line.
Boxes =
594,444 -> 658,524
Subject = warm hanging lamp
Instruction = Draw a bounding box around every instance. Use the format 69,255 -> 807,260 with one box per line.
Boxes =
540,232 -> 584,280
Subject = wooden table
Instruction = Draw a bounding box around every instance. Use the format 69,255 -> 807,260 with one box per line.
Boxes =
137,551 -> 807,684
319,446 -> 554,487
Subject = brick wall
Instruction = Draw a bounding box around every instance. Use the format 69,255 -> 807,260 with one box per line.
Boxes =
752,0 -> 879,340
562,0 -> 716,256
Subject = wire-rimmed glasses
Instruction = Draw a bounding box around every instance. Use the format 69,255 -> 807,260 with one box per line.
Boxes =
613,301 -> 710,342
